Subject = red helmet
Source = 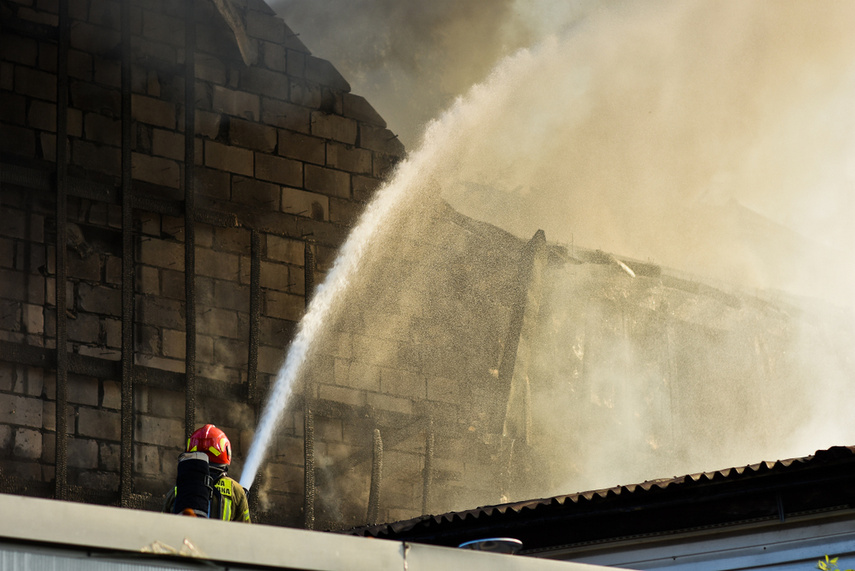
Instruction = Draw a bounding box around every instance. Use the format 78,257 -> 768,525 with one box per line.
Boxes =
186,424 -> 232,465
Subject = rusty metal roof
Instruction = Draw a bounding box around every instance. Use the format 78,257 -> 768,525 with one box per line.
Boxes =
349,445 -> 855,552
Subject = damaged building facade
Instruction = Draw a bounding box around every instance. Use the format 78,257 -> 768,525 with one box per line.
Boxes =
2,0 -> 853,532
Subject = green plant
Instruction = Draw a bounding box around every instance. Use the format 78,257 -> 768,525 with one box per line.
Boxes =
818,555 -> 854,571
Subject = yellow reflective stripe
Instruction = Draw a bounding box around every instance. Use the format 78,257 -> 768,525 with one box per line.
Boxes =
214,478 -> 234,521
223,496 -> 232,521
208,445 -> 221,457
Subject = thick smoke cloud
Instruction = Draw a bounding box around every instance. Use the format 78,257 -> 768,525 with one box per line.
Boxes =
257,0 -> 855,512
270,0 -> 599,148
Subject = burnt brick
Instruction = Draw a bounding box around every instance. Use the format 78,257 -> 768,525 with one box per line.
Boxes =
262,41 -> 286,73
70,81 -> 120,116
212,85 -> 259,121
2,34 -> 38,66
277,130 -> 324,165
232,176 -> 280,209
266,235 -> 303,266
196,53 -> 226,85
281,187 -> 328,221
104,317 -> 120,347
136,415 -> 183,447
261,97 -> 310,133
212,279 -> 248,312
240,66 -> 289,100
329,196 -> 363,226
13,427 -> 42,459
245,10 -> 285,43
73,138 -> 121,175
78,407 -> 120,440
229,117 -> 276,152
28,102 -> 83,135
142,8 -> 182,47
151,128 -> 183,160
93,55 -> 120,87
195,109 -> 221,139
84,112 -> 121,146
352,175 -> 381,203
327,143 -> 372,175
195,247 -> 239,281
311,112 -> 356,145
259,260 -> 289,291
198,306 -> 239,338
342,93 -> 386,128
0,395 -> 43,428
288,79 -> 321,109
205,140 -> 253,176
89,0 -> 121,29
132,94 -> 176,129
67,311 -> 100,342
255,152 -> 301,186
194,166 -> 230,200
0,93 -> 26,125
133,443 -> 162,475
136,296 -> 183,328
0,123 -> 36,157
212,226 -> 250,254
264,290 -> 303,322
304,164 -> 350,199
359,123 -> 405,156
14,66 -> 56,102
70,21 -> 121,55
67,251 -> 102,281
78,283 -> 120,316
138,236 -> 184,271
132,152 -> 180,188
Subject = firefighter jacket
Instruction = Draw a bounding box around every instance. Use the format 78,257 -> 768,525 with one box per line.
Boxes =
163,475 -> 251,523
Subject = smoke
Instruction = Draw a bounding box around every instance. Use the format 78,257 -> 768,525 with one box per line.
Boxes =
275,0 -> 855,304
255,0 -> 855,515
271,0 -> 599,148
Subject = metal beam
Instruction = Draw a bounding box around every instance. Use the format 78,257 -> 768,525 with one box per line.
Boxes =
183,0 -> 198,438
53,0 -> 70,502
119,0 -> 134,508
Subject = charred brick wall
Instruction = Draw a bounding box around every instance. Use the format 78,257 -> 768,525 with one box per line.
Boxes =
0,0 -> 404,522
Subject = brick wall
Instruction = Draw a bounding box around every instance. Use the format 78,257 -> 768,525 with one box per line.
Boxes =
0,0 -> 405,522
2,0 -> 835,534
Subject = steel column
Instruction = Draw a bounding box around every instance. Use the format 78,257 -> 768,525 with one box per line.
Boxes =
422,422 -> 434,515
303,406 -> 315,529
183,0 -> 197,438
367,428 -> 383,525
248,231 -> 260,402
53,0 -> 69,502
302,238 -> 316,528
118,0 -> 135,508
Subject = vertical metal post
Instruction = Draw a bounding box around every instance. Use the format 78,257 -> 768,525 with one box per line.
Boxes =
119,0 -> 134,508
247,230 -> 260,403
303,406 -> 315,529
421,422 -> 434,515
302,237 -> 316,528
367,428 -> 383,525
304,239 -> 315,306
53,0 -> 70,502
183,0 -> 197,438
246,230 -> 261,520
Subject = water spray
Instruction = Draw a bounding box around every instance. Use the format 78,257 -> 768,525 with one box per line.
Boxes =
239,158 -> 432,491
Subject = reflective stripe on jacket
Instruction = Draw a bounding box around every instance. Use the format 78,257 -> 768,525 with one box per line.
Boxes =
164,475 -> 251,523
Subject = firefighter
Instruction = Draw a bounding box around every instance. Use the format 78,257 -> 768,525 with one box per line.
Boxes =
163,424 -> 251,523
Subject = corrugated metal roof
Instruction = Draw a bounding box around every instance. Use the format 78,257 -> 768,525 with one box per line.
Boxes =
350,445 -> 855,546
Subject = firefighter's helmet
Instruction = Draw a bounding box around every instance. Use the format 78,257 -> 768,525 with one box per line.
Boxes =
186,424 -> 232,465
